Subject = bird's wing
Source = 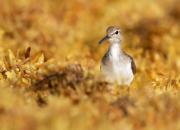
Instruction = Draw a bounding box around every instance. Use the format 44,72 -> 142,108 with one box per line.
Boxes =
123,52 -> 136,74
130,57 -> 136,74
101,52 -> 110,66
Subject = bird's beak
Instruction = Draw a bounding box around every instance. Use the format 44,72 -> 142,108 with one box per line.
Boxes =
99,35 -> 109,44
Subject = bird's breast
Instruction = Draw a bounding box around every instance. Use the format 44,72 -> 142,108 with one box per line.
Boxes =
112,55 -> 133,79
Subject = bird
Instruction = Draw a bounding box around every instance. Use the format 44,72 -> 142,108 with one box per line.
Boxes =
99,26 -> 136,86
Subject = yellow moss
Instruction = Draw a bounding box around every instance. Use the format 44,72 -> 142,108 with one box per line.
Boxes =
0,0 -> 180,130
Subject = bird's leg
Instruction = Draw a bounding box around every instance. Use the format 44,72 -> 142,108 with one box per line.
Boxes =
116,85 -> 130,97
127,87 -> 130,97
108,82 -> 120,96
114,83 -> 120,96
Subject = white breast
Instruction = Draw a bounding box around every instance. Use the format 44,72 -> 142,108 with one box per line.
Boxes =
101,43 -> 134,86
113,56 -> 134,85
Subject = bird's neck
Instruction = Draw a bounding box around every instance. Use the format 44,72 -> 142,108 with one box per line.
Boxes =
109,42 -> 122,58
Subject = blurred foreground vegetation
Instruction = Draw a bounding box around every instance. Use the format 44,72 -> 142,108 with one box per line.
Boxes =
0,0 -> 180,130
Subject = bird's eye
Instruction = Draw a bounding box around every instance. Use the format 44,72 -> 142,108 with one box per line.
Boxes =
115,31 -> 119,34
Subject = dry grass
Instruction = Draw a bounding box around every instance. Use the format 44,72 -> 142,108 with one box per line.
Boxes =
0,0 -> 180,130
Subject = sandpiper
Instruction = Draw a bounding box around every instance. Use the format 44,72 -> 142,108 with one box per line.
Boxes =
99,26 -> 136,86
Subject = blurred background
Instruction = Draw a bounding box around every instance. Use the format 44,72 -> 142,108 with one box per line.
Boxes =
0,0 -> 180,130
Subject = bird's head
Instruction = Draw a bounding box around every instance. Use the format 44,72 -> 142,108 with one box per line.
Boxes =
99,26 -> 122,44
